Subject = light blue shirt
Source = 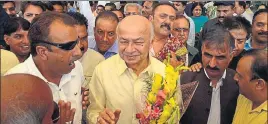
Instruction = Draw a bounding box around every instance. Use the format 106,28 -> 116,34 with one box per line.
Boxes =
88,36 -> 118,59
244,37 -> 252,50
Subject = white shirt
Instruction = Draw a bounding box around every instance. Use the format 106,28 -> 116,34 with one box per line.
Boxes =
184,13 -> 196,47
204,69 -> 226,124
241,11 -> 253,24
77,1 -> 95,37
5,55 -> 84,124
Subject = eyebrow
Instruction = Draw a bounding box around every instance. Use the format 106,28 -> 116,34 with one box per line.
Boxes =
204,52 -> 226,57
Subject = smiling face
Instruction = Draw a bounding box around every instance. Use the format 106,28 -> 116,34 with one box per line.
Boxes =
252,12 -> 268,45
118,15 -> 151,67
4,28 -> 30,57
152,5 -> 176,37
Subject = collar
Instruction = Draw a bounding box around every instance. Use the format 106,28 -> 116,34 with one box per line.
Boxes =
187,44 -> 199,56
204,68 -> 226,87
250,100 -> 268,113
25,55 -> 77,86
117,55 -> 153,76
245,37 -> 252,50
93,39 -> 118,54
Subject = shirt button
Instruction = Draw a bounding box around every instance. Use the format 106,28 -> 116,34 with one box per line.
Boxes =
59,89 -> 61,91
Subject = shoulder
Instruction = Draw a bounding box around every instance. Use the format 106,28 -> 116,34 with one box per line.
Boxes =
94,54 -> 119,70
150,56 -> 166,75
83,49 -> 105,62
225,68 -> 236,79
180,71 -> 199,84
73,60 -> 84,75
4,62 -> 29,75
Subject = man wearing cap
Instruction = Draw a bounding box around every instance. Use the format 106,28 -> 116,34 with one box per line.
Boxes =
198,1 -> 235,49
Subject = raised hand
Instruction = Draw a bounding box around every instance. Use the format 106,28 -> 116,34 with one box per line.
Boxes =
57,100 -> 76,124
81,87 -> 89,109
169,51 -> 183,68
189,62 -> 202,72
97,108 -> 121,124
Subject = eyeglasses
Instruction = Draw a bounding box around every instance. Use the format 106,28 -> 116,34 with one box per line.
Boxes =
4,7 -> 15,12
173,28 -> 189,33
33,40 -> 79,51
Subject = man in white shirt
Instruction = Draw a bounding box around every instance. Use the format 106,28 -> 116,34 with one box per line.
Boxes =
234,1 -> 253,23
5,11 -> 84,124
87,15 -> 166,124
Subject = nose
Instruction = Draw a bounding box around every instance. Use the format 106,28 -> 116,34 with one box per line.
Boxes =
72,44 -> 82,58
219,11 -> 225,17
235,40 -> 239,49
208,57 -> 217,68
125,42 -> 135,53
179,30 -> 184,36
103,32 -> 108,42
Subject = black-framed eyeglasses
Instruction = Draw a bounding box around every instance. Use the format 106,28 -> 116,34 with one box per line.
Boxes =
33,40 -> 78,51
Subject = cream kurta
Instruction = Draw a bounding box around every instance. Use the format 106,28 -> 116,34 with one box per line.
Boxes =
87,54 -> 166,124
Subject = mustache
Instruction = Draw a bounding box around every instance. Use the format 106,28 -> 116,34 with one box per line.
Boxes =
206,65 -> 220,71
258,31 -> 268,35
219,16 -> 224,19
160,23 -> 171,30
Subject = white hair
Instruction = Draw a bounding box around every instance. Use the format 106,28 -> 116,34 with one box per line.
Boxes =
124,3 -> 142,15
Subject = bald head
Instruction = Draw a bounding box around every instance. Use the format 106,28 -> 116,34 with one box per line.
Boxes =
117,15 -> 154,70
117,15 -> 154,41
1,74 -> 54,124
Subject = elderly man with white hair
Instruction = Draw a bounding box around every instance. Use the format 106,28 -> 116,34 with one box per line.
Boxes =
124,3 -> 142,16
87,15 -> 166,124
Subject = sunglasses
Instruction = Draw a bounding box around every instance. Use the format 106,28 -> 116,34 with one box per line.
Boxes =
4,7 -> 15,11
33,40 -> 79,51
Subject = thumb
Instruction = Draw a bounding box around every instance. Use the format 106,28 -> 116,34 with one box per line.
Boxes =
114,109 -> 121,122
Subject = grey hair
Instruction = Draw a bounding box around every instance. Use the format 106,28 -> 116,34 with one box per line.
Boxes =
124,3 -> 142,15
202,28 -> 235,54
2,98 -> 47,124
116,21 -> 154,43
2,100 -> 43,124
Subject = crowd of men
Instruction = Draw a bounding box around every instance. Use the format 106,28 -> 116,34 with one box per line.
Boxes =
0,1 -> 267,124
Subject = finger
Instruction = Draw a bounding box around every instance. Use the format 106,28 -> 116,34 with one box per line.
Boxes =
114,110 -> 121,123
100,111 -> 114,123
105,109 -> 115,120
98,117 -> 108,124
66,102 -> 71,122
58,100 -> 66,123
83,91 -> 89,95
69,108 -> 76,122
84,96 -> 88,101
